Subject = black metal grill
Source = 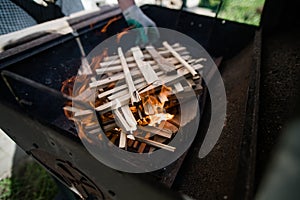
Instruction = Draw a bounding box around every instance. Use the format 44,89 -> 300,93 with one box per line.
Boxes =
0,5 -> 257,200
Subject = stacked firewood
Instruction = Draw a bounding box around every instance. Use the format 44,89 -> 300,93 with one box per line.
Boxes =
63,41 -> 204,153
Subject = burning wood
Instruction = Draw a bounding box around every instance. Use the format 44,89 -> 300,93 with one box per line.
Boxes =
131,46 -> 160,84
119,131 -> 127,148
112,105 -> 137,133
62,41 -> 205,153
134,135 -> 176,152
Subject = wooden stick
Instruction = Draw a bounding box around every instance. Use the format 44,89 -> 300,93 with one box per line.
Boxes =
97,63 -> 188,100
90,68 -> 141,88
63,107 -> 94,118
102,119 -> 176,139
96,93 -> 130,112
98,56 -> 191,74
163,41 -> 198,77
85,123 -> 99,131
121,105 -> 137,128
149,135 -> 168,152
113,107 -> 132,132
88,128 -> 101,135
92,65 -> 162,89
134,136 -> 176,152
146,45 -> 177,75
138,142 -> 147,153
174,82 -> 184,93
157,42 -> 180,50
131,46 -> 159,84
102,45 -> 187,62
138,125 -> 173,139
119,131 -> 127,148
111,101 -> 137,133
118,47 -> 141,104
63,106 -> 81,113
133,140 -> 139,148
105,71 -> 164,101
74,110 -> 94,117
107,89 -> 129,101
153,135 -> 168,144
98,76 -> 145,99
127,139 -> 135,147
98,84 -> 198,115
138,63 -> 203,94
110,134 -> 119,145
158,121 -> 179,134
95,64 -> 203,113
92,57 -> 194,89
187,79 -> 196,88
137,133 -> 151,153
103,123 -> 118,132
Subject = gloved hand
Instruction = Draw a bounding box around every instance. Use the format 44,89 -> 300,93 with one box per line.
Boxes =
122,5 -> 160,45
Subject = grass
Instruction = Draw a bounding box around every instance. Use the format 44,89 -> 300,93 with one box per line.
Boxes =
195,0 -> 265,26
0,162 -> 58,200
216,0 -> 265,26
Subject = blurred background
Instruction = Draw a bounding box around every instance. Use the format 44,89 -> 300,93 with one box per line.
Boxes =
99,0 -> 265,25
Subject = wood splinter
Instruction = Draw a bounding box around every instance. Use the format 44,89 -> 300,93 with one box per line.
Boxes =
131,46 -> 160,84
119,131 -> 127,148
113,103 -> 137,133
118,47 -> 141,104
134,135 -> 176,152
163,41 -> 199,79
146,45 -> 177,75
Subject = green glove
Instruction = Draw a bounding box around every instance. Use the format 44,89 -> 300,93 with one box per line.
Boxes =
123,5 -> 160,46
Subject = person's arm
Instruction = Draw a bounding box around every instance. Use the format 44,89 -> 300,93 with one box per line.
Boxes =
118,0 -> 159,45
118,0 -> 135,11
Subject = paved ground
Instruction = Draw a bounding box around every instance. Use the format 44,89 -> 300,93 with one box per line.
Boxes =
0,129 -> 16,179
0,129 -> 27,179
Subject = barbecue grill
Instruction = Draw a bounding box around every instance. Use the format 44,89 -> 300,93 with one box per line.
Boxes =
0,4 -> 259,200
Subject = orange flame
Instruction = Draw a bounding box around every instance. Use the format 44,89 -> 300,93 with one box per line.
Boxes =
116,26 -> 135,43
61,76 -> 76,96
101,16 -> 122,33
90,48 -> 108,71
137,85 -> 174,126
61,49 -> 109,144
76,121 -> 93,143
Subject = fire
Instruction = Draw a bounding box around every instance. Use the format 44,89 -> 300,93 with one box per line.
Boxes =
61,49 -> 109,144
101,16 -> 122,33
116,26 -> 135,43
117,30 -> 129,43
137,85 -> 174,127
90,48 -> 108,71
59,25 -> 182,152
61,75 -> 94,143
61,76 -> 76,96
90,16 -> 122,36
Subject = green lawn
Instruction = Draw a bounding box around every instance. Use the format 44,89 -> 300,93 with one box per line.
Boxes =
216,0 -> 265,26
196,0 -> 265,26
0,162 -> 58,200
